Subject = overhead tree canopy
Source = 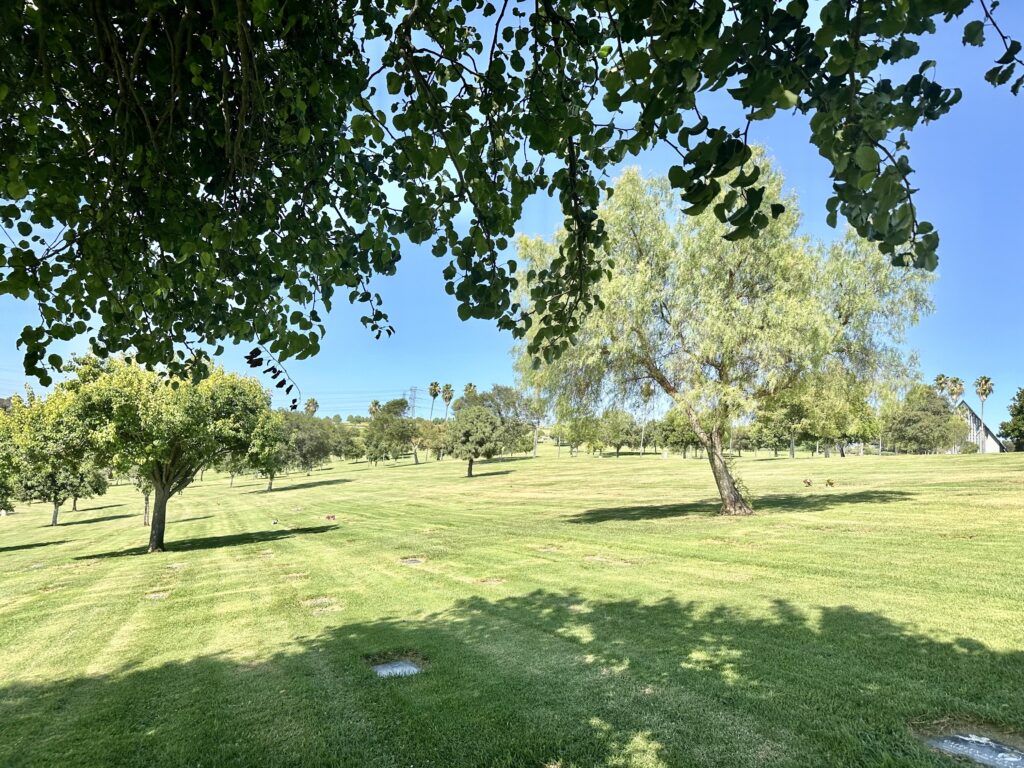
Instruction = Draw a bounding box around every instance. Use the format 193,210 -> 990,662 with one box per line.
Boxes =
0,1 -> 1019,381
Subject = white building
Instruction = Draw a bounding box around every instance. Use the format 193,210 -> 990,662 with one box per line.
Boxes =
956,400 -> 1005,453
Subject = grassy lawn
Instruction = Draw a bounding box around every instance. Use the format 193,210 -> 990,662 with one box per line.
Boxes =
1,449 -> 1022,767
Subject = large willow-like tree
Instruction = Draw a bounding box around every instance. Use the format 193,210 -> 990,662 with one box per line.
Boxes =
0,1 -> 1018,383
518,160 -> 931,514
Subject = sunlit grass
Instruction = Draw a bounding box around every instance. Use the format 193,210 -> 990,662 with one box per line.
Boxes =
1,449 -> 1022,766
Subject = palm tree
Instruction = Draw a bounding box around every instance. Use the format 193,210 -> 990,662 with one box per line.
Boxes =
974,376 -> 994,453
304,398 -> 319,416
428,381 -> 440,420
463,383 -> 477,398
946,377 -> 964,405
945,377 -> 965,452
933,374 -> 948,399
441,384 -> 454,420
368,399 -> 382,417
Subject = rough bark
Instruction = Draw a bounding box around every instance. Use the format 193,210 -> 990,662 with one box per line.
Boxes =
267,474 -> 274,491
147,485 -> 170,552
704,429 -> 754,515
838,443 -> 846,458
467,457 -> 474,477
143,492 -> 150,526
50,501 -> 60,526
413,448 -> 419,465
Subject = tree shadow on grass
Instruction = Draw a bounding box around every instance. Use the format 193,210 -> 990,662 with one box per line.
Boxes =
568,490 -> 916,524
471,469 -> 515,478
0,540 -> 69,554
78,525 -> 339,559
71,503 -> 128,514
0,589 -> 1020,767
244,478 -> 351,494
56,513 -> 134,527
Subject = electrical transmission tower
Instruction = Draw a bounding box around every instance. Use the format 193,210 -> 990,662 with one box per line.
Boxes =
408,386 -> 418,418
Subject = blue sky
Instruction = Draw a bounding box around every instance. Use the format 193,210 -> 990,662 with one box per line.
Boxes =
2,9 -> 1022,427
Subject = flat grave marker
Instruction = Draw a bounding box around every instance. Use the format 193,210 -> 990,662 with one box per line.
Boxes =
928,734 -> 1024,767
372,660 -> 422,678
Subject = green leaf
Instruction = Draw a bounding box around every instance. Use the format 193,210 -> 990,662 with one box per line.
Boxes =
854,145 -> 880,171
623,50 -> 649,80
6,179 -> 27,200
963,20 -> 985,47
298,126 -> 311,145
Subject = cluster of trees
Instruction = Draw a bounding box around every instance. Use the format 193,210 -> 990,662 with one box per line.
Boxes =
360,384 -> 546,476
0,358 -> 270,550
0,358 -> 363,550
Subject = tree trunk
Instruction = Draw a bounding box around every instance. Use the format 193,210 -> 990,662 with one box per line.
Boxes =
267,474 -> 274,492
50,501 -> 60,526
230,474 -> 235,487
413,448 -> 419,465
467,457 -> 474,477
704,430 -> 753,515
148,486 -> 170,552
143,492 -> 150,526
838,442 -> 845,458
639,422 -> 646,455
72,496 -> 78,512
532,423 -> 539,458
789,435 -> 796,459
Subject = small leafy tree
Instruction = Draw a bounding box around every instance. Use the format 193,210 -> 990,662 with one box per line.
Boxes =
420,420 -> 452,461
285,413 -> 333,474
599,409 -> 636,457
364,399 -> 414,464
77,362 -> 269,552
999,388 -> 1024,452
0,409 -> 17,516
889,384 -> 964,454
328,417 -> 360,460
68,463 -> 109,512
248,411 -> 291,491
130,470 -> 154,526
7,389 -> 94,526
451,406 -> 501,477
